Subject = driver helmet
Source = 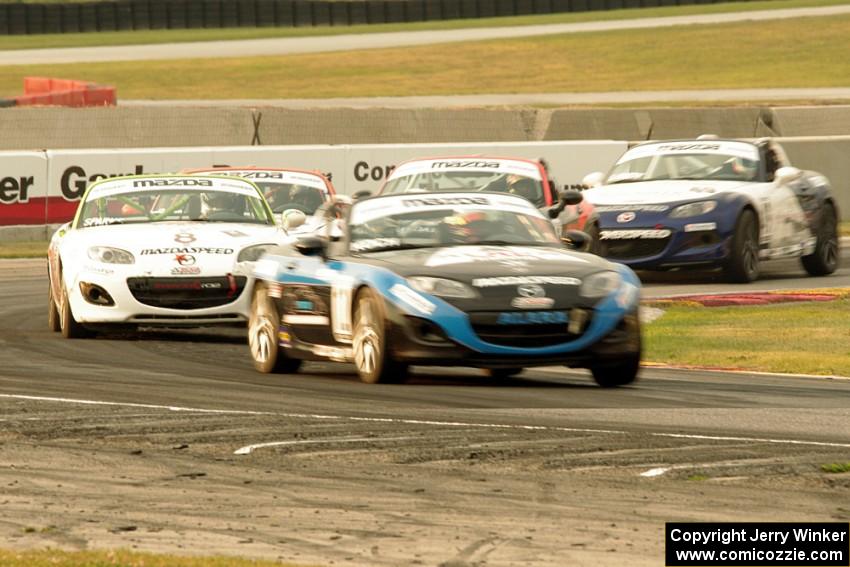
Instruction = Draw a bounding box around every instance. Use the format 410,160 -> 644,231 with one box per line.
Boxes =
206,191 -> 240,213
506,175 -> 538,201
442,210 -> 497,243
290,185 -> 321,211
729,157 -> 757,179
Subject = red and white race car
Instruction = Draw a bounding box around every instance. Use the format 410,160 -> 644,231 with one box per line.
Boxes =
378,156 -> 599,250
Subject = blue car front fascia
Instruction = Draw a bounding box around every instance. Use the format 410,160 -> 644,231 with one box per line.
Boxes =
261,256 -> 639,357
598,196 -> 748,269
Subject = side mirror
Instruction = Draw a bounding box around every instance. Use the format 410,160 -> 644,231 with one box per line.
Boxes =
280,209 -> 307,233
582,172 -> 606,188
294,236 -> 327,260
352,190 -> 372,200
774,166 -> 802,185
546,189 -> 583,219
561,229 -> 591,252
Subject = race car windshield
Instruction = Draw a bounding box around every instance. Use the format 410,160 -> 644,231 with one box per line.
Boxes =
78,189 -> 274,228
608,153 -> 759,183
256,182 -> 327,215
383,171 -> 545,207
349,207 -> 560,253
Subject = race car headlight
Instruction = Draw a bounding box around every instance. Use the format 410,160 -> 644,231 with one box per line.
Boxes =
407,277 -> 478,299
87,246 -> 134,264
579,271 -> 622,298
237,243 -> 276,263
669,201 -> 717,218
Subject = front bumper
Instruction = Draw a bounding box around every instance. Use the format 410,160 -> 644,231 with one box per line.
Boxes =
600,224 -> 731,270
67,267 -> 253,326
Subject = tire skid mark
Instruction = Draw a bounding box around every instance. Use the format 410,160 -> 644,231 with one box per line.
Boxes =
3,393 -> 850,451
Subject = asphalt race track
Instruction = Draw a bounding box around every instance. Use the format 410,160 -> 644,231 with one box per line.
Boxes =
1,257 -> 849,566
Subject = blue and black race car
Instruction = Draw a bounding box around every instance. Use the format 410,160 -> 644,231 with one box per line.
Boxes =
582,137 -> 840,282
247,192 -> 641,386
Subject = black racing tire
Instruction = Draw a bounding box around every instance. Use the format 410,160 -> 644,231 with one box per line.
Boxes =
724,209 -> 760,283
589,350 -> 641,388
352,288 -> 408,384
486,368 -> 524,380
47,277 -> 60,333
59,280 -> 92,339
801,202 -> 839,276
248,283 -> 302,374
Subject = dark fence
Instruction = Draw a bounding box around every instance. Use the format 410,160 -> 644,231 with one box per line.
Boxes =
0,0 -> 732,34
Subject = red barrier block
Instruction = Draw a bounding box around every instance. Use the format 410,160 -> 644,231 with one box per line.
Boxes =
23,76 -> 53,95
83,86 -> 116,106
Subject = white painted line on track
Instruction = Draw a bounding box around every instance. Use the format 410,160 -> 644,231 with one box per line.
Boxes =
3,393 -> 850,450
640,467 -> 670,477
234,435 -> 420,455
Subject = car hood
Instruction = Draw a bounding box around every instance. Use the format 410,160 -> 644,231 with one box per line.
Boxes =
584,179 -> 754,206
64,221 -> 285,277
361,245 -> 617,310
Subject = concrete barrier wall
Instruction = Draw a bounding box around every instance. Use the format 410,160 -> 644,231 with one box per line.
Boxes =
5,106 -> 850,151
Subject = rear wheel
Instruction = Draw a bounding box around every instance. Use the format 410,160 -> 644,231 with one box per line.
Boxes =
802,202 -> 839,276
352,288 -> 408,384
725,209 -> 760,283
248,284 -> 302,374
59,280 -> 92,339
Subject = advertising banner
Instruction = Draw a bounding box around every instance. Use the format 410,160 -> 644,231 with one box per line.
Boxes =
0,152 -> 48,226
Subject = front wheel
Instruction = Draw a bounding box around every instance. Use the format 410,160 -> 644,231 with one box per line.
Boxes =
248,284 -> 302,374
59,280 -> 92,339
802,202 -> 839,276
724,209 -> 760,283
48,278 -> 60,333
352,288 -> 408,384
589,351 -> 640,388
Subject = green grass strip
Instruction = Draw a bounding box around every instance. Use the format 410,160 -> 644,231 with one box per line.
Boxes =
2,12 -> 849,99
644,297 -> 850,376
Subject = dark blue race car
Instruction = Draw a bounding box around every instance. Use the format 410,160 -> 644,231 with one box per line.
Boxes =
248,192 -> 642,386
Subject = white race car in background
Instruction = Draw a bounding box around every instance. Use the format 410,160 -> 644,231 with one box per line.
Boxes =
582,137 -> 840,282
47,174 -> 292,338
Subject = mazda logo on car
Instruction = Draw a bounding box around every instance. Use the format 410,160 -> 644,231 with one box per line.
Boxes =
617,212 -> 636,223
175,254 -> 196,266
517,284 -> 545,298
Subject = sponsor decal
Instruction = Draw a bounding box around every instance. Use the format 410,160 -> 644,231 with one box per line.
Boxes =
312,345 -> 353,362
595,205 -> 669,213
389,284 -> 436,315
599,229 -> 671,240
511,297 -> 555,309
497,311 -> 568,325
655,143 -> 721,152
431,160 -> 501,169
517,283 -> 545,298
473,276 -> 580,287
350,237 -> 401,252
133,178 -> 213,188
82,264 -> 115,275
174,254 -> 196,266
171,266 -> 202,275
140,247 -> 233,255
616,212 -> 636,223
403,196 -> 490,208
282,314 -> 330,325
684,222 -> 717,233
278,327 -> 292,348
222,230 -> 248,238
174,232 -> 196,244
151,280 -> 219,290
426,247 -> 585,268
83,217 -> 123,227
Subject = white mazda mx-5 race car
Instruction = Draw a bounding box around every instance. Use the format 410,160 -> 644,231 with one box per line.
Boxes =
47,174 -> 293,338
582,137 -> 840,282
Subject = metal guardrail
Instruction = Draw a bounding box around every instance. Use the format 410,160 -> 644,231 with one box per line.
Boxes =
0,0 -> 733,35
